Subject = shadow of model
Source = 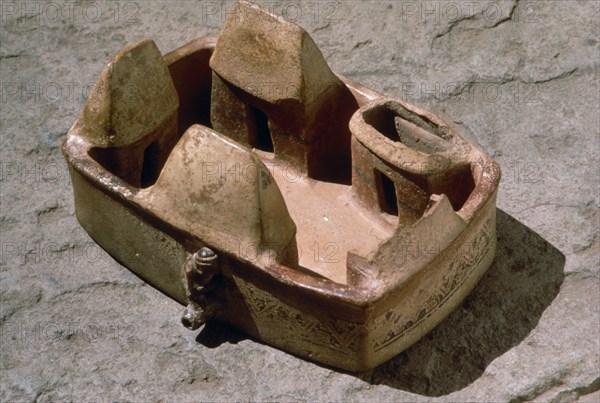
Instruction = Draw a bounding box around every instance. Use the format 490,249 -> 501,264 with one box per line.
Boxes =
357,208 -> 565,396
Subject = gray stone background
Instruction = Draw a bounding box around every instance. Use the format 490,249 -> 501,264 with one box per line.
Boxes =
1,0 -> 598,401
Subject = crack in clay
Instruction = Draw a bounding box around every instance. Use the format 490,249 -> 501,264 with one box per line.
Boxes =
569,377 -> 600,399
508,369 -> 571,403
514,202 -> 584,215
565,272 -> 600,283
312,22 -> 331,33
523,68 -> 578,84
352,39 -> 372,50
334,67 -> 583,107
516,375 -> 600,402
0,53 -> 23,59
432,0 -> 519,43
573,233 -> 598,254
488,0 -> 519,29
433,14 -> 479,41
0,289 -> 43,326
442,68 -> 581,103
49,281 -> 145,302
36,204 -> 60,217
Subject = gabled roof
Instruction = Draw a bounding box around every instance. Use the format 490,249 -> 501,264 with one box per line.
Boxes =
209,0 -> 340,106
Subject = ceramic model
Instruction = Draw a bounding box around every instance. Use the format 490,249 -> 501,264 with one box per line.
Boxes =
63,0 -> 501,371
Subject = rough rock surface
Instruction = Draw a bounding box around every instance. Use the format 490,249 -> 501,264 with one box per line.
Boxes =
1,1 -> 598,401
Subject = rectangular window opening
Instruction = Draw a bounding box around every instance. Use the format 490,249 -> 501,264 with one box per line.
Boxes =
250,106 -> 274,152
376,170 -> 399,216
141,141 -> 160,188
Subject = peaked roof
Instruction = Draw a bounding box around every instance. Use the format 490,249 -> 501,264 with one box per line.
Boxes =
209,0 -> 340,106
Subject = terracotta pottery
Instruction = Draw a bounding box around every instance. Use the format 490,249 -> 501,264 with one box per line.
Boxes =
63,0 -> 500,371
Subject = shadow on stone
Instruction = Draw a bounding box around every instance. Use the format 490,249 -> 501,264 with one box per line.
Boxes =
356,209 -> 565,396
196,320 -> 247,348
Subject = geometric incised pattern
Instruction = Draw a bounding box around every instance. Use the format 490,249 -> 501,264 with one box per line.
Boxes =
372,216 -> 495,352
234,278 -> 363,356
230,214 -> 495,362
